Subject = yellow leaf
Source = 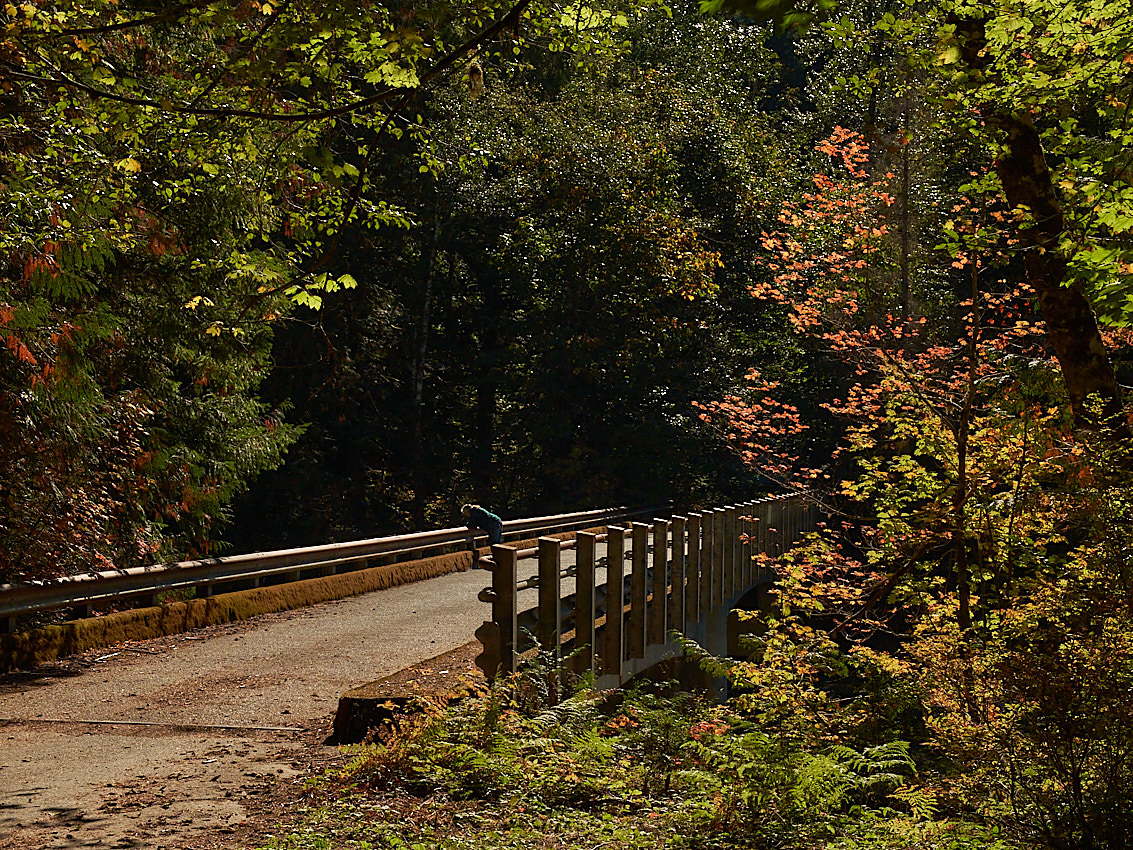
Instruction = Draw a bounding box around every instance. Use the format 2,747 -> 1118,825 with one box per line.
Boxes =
937,44 -> 960,65
115,157 -> 142,173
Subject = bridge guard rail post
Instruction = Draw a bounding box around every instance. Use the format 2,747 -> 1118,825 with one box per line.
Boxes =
602,527 -> 627,683
669,517 -> 686,639
474,545 -> 518,681
538,538 -> 563,703
733,505 -> 743,591
648,520 -> 669,647
699,512 -> 712,622
537,538 -> 562,665
771,498 -> 784,562
724,508 -> 733,599
755,499 -> 771,581
679,512 -> 697,625
574,532 -> 598,675
711,510 -> 724,608
627,523 -> 649,660
741,503 -> 753,588
737,505 -> 747,594
686,513 -> 701,625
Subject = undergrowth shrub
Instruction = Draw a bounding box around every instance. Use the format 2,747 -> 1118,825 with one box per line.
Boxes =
914,482 -> 1133,850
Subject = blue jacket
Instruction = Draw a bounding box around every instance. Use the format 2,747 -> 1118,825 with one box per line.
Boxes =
466,506 -> 503,545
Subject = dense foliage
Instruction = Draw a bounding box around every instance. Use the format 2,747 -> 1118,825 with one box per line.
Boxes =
5,0 -> 1133,846
228,6 -> 825,546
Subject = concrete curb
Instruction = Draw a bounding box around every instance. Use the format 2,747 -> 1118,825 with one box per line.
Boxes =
0,530 -> 588,673
330,640 -> 487,745
0,548 -> 482,673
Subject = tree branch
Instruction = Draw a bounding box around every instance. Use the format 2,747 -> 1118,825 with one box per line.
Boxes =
52,2 -> 215,37
14,0 -> 533,123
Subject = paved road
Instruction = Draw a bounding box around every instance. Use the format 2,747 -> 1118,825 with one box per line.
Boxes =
0,566 -> 499,850
0,538 -> 618,850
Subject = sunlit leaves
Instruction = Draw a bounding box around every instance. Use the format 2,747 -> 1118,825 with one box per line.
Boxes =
936,0 -> 1133,326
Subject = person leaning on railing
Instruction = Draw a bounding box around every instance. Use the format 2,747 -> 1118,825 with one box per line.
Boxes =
461,504 -> 503,546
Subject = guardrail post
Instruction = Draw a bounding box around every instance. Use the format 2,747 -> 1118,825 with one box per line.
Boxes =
754,499 -> 769,576
686,513 -> 701,623
575,532 -> 597,674
538,538 -> 562,665
492,545 -> 518,677
770,499 -> 783,558
750,500 -> 761,570
627,523 -> 649,659
700,512 -> 712,621
740,503 -> 752,589
649,520 -> 669,647
711,510 -> 725,608
748,501 -> 759,584
1,616 -> 12,634
724,506 -> 738,599
669,517 -> 686,638
603,526 -> 626,681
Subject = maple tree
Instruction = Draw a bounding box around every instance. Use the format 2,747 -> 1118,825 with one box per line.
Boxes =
702,118 -> 1133,845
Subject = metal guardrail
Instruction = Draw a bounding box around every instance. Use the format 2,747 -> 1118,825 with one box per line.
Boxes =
0,505 -> 667,630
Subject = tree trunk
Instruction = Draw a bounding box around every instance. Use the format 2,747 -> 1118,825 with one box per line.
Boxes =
995,116 -> 1121,421
955,17 -> 1121,424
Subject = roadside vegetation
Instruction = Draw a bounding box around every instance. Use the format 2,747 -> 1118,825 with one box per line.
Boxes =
5,0 -> 1133,845
260,426 -> 1133,850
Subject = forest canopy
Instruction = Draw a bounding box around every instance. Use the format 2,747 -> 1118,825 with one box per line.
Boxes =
5,0 -> 1133,846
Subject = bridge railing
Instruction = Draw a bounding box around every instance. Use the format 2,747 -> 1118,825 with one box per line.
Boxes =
474,491 -> 821,688
0,505 -> 665,633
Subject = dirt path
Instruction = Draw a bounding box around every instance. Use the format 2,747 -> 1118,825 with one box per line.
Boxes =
0,567 -> 493,850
